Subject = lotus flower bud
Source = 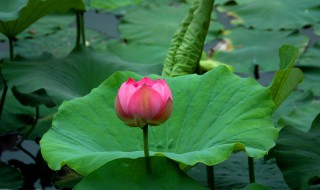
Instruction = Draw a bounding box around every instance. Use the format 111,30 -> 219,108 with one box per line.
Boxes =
115,77 -> 173,127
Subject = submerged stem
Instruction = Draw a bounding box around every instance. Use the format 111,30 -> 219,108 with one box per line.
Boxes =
206,165 -> 215,190
16,106 -> 40,147
79,11 -> 86,45
248,157 -> 255,183
9,37 -> 14,61
143,125 -> 151,174
75,11 -> 81,47
0,79 -> 8,118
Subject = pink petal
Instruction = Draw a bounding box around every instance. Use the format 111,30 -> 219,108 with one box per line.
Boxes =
118,79 -> 139,112
151,83 -> 165,99
156,79 -> 172,100
149,97 -> 173,126
114,94 -> 135,125
127,84 -> 164,121
138,77 -> 156,86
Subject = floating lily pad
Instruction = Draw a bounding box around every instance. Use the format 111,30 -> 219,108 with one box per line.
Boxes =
90,0 -> 141,11
0,14 -> 75,41
0,0 -> 85,38
74,157 -> 207,190
218,0 -> 320,30
298,66 -> 320,96
14,27 -> 111,58
119,4 -> 189,46
3,47 -> 162,104
273,127 -> 320,190
298,43 -> 320,67
212,28 -> 308,73
315,23 -> 320,36
101,40 -> 168,65
0,162 -> 24,189
40,66 -> 277,175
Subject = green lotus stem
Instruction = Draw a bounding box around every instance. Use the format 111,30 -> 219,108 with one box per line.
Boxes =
75,11 -> 81,47
143,125 -> 151,174
9,37 -> 14,61
248,157 -> 255,183
17,144 -> 36,161
79,11 -> 86,45
206,165 -> 215,190
0,80 -> 8,118
16,106 -> 40,147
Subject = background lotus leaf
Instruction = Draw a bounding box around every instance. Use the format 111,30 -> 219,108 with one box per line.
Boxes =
2,47 -> 162,104
0,0 -> 85,38
273,126 -> 320,190
212,28 -> 308,73
187,152 -> 289,190
0,161 -> 23,189
218,0 -> 320,30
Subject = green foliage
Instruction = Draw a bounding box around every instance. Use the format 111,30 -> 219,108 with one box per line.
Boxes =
2,46 -> 162,104
74,157 -> 207,190
188,152 -> 289,190
40,67 -> 277,175
0,14 -> 75,41
274,90 -> 320,132
212,29 -> 308,73
269,45 -> 303,111
218,0 -> 320,30
162,0 -> 214,76
0,162 -> 24,189
0,0 -> 85,38
90,0 -> 141,11
273,126 -> 320,190
1,0 -> 320,189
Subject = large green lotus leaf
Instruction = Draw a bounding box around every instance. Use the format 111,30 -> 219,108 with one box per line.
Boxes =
187,152 -> 289,190
212,28 -> 308,73
2,47 -> 162,105
74,157 -> 207,190
0,0 -> 85,38
218,0 -> 320,30
273,126 -> 320,190
0,14 -> 74,41
14,27 -> 110,58
0,162 -> 24,189
40,66 -> 277,175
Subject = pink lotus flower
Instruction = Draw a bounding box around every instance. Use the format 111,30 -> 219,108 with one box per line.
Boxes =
115,77 -> 173,127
